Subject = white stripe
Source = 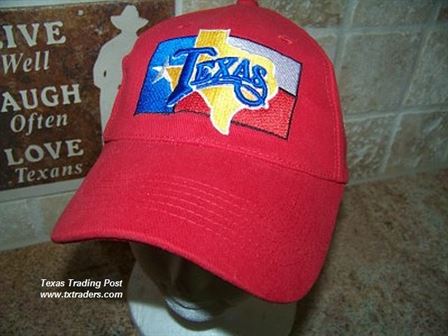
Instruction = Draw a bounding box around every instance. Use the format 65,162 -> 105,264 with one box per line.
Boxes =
228,36 -> 301,96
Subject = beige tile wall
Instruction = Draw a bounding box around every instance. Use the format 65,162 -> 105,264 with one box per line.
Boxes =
1,0 -> 447,250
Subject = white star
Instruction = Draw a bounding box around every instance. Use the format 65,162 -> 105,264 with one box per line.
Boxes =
152,58 -> 171,84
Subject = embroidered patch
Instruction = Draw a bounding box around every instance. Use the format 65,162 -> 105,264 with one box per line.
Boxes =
136,29 -> 301,138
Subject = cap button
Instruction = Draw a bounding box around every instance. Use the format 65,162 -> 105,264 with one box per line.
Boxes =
236,0 -> 259,6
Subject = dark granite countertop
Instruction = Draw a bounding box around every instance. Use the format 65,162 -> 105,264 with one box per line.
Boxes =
1,170 -> 447,335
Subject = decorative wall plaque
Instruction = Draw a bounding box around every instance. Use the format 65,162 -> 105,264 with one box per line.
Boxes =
0,0 -> 174,201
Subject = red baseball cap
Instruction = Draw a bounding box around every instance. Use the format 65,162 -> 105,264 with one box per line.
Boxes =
52,0 -> 348,303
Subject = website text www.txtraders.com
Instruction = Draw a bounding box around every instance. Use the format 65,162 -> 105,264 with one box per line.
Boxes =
40,278 -> 124,299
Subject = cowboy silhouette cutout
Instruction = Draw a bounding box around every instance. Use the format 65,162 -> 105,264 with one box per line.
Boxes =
93,5 -> 148,134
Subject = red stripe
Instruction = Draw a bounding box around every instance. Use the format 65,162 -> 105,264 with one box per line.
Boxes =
174,90 -> 295,138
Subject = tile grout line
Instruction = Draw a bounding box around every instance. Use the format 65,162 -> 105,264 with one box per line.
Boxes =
303,22 -> 448,40
378,114 -> 402,174
304,27 -> 339,39
334,0 -> 356,74
344,103 -> 448,122
345,112 -> 397,123
303,20 -> 448,37
345,21 -> 447,34
398,1 -> 442,108
348,162 -> 448,186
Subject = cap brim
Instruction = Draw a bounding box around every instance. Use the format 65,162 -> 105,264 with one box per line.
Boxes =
52,140 -> 344,303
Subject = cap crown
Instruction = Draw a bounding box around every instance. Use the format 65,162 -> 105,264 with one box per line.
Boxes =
105,2 -> 348,183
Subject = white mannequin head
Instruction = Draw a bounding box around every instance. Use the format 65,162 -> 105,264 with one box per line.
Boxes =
130,242 -> 249,323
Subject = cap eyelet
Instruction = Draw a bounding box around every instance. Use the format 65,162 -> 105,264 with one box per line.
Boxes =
278,35 -> 293,45
177,23 -> 191,29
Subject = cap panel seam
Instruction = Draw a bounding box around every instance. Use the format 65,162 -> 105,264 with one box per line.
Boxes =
324,60 -> 340,181
293,27 -> 339,181
255,8 -> 340,180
